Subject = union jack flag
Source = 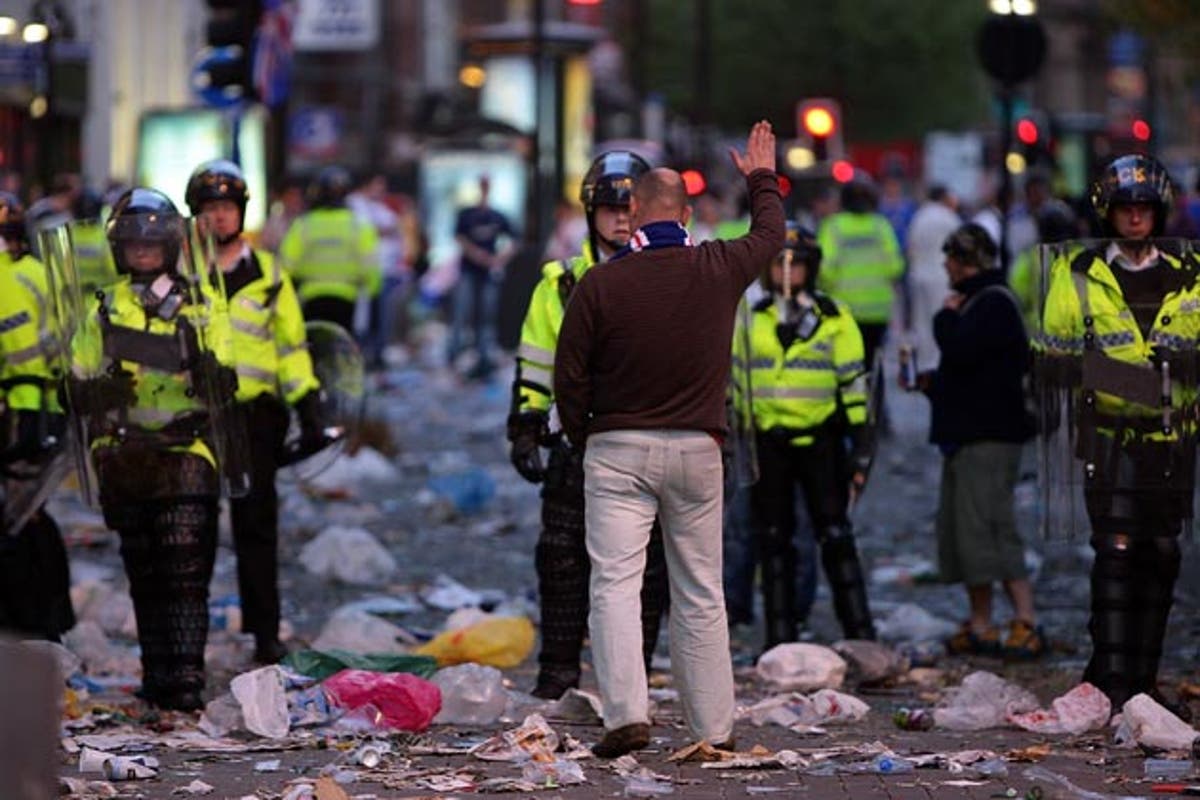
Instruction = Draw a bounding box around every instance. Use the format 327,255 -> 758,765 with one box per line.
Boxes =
253,0 -> 296,108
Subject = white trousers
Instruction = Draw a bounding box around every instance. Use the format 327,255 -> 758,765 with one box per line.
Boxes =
584,429 -> 734,742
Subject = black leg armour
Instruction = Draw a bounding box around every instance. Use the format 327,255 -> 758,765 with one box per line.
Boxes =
750,434 -> 800,649
533,446 -> 668,699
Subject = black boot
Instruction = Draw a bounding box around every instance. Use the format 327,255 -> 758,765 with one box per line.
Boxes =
759,526 -> 797,651
819,526 -> 876,641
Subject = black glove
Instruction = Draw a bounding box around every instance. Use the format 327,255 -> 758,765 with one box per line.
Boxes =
507,411 -> 548,484
845,424 -> 871,494
69,369 -> 136,415
294,389 -> 328,448
189,351 -> 238,404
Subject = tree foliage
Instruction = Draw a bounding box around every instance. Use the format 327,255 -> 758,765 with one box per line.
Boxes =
629,0 -> 993,142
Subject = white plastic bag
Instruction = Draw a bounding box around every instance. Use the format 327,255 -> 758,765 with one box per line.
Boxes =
1008,682 -> 1111,735
744,689 -> 869,729
755,643 -> 846,692
230,665 -> 290,739
311,607 -> 413,655
875,603 -> 958,643
431,664 -> 507,725
933,671 -> 1039,731
1114,693 -> 1199,751
298,526 -> 397,586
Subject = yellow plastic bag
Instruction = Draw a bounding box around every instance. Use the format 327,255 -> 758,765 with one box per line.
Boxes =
415,616 -> 535,669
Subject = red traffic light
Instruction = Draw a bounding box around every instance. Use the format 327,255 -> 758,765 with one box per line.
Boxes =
1132,119 -> 1151,142
1016,118 -> 1039,146
831,160 -> 855,183
681,169 -> 706,197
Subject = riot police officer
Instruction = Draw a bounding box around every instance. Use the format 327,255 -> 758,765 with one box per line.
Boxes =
508,152 -> 669,699
745,223 -> 876,648
0,193 -> 74,641
187,160 -> 324,664
65,188 -> 241,710
280,166 -> 379,333
1037,155 -> 1199,713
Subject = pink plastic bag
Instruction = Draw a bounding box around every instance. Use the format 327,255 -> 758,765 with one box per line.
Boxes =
324,669 -> 442,732
1008,682 -> 1111,735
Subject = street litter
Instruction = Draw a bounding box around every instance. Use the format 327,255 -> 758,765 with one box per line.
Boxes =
231,665 -> 290,739
1008,682 -> 1111,735
521,756 -> 587,786
311,607 -> 417,655
79,746 -> 158,778
200,693 -> 245,737
284,648 -> 437,681
324,669 -> 441,732
545,688 -> 604,724
431,663 -> 508,725
875,603 -> 959,643
869,557 -> 937,586
1023,765 -> 1140,800
298,526 -> 398,586
174,779 -> 215,795
742,689 -> 869,730
472,713 -> 559,762
414,615 -> 535,668
755,643 -> 846,691
622,768 -> 674,796
1114,693 -> 1200,751
420,573 -> 485,610
303,447 -> 398,493
254,759 -> 281,772
58,776 -> 119,797
934,671 -> 1040,731
63,620 -> 142,676
427,467 -> 496,515
832,639 -> 908,683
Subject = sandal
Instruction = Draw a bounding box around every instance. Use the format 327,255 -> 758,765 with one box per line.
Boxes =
1001,619 -> 1046,660
946,620 -> 1001,656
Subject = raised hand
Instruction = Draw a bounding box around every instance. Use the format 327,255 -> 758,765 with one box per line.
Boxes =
729,120 -> 777,176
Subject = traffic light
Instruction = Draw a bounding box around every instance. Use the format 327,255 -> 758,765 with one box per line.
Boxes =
681,169 -> 707,197
194,0 -> 263,105
796,98 -> 843,162
1013,111 -> 1053,170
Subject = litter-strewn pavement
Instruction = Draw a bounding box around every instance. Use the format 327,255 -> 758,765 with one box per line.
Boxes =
30,346 -> 1200,798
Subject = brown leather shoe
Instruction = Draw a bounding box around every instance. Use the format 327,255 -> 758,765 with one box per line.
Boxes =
592,723 -> 651,758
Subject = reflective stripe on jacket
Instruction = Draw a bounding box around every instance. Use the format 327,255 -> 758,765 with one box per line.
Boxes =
816,211 -> 904,324
0,252 -> 63,412
280,208 -> 380,304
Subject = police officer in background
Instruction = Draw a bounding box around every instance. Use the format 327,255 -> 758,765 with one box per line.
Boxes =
745,223 -> 876,648
65,188 -> 240,710
280,166 -> 380,334
508,152 -> 669,699
0,193 -> 74,641
817,177 -> 904,371
187,160 -> 325,664
1037,155 -> 1198,714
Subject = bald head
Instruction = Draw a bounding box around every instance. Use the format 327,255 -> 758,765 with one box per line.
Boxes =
631,168 -> 690,227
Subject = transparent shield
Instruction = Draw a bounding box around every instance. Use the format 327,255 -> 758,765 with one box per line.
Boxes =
1034,237 -> 1200,540
40,217 -> 248,507
726,295 -> 758,493
280,320 -> 365,482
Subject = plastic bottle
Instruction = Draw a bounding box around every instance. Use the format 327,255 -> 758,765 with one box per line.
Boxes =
893,707 -> 935,731
873,755 -> 916,774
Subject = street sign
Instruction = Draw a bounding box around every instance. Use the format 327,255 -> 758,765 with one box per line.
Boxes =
293,0 -> 379,51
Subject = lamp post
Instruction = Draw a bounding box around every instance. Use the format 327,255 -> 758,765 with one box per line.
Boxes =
976,0 -> 1045,273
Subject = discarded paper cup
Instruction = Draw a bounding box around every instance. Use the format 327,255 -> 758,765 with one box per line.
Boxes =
103,757 -> 144,781
356,745 -> 383,768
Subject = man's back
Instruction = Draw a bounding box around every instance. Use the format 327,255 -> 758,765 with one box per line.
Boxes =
555,169 -> 784,443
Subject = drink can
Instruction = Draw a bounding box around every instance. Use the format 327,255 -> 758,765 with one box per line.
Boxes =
899,344 -> 918,390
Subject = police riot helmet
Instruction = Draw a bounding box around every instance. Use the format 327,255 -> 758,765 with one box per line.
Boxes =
186,159 -> 249,239
0,192 -> 29,257
106,188 -> 184,278
1090,154 -> 1173,237
942,222 -> 998,270
1036,202 -> 1077,244
762,222 -> 822,294
73,188 -> 104,221
840,175 -> 878,214
580,150 -> 650,257
307,165 -> 352,209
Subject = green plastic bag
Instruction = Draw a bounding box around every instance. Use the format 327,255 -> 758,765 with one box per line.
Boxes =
282,649 -> 439,681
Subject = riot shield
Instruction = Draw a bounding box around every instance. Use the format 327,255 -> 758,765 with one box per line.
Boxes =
725,294 -> 758,495
1034,237 -> 1200,540
280,320 -> 365,482
40,216 -> 249,508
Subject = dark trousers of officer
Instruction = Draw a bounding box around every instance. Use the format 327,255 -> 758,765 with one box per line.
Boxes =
302,297 -> 356,334
101,451 -> 218,707
751,429 -> 876,649
0,508 -> 74,641
1082,438 -> 1188,709
534,442 -> 670,698
230,396 -> 290,650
